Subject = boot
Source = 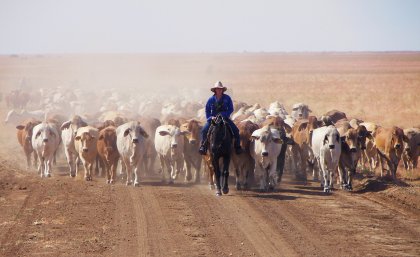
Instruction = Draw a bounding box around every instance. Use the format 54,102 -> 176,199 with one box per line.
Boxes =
199,141 -> 207,155
234,143 -> 243,155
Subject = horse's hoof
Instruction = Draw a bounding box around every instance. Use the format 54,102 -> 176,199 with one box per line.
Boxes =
324,188 -> 330,193
46,174 -> 51,178
210,184 -> 215,190
222,187 -> 229,195
235,184 -> 241,191
216,190 -> 222,196
168,180 -> 174,185
126,181 -> 132,186
134,182 -> 140,187
70,174 -> 75,178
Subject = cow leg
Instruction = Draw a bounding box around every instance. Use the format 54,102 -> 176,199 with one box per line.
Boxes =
159,155 -> 166,182
185,160 -> 192,182
193,159 -> 202,184
83,162 -> 89,181
347,168 -> 355,191
32,151 -> 38,171
337,163 -> 346,189
105,163 -> 111,183
133,162 -> 141,187
126,163 -> 132,186
269,161 -> 278,191
25,151 -> 31,170
46,157 -> 53,177
277,143 -> 287,183
110,162 -> 117,184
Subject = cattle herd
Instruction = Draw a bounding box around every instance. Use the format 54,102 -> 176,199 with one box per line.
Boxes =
4,87 -> 420,195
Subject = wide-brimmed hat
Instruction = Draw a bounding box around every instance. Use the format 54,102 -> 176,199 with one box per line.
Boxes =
211,81 -> 227,92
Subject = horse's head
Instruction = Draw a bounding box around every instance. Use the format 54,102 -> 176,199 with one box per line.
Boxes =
208,114 -> 232,155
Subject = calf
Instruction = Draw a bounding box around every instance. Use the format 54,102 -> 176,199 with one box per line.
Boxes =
60,115 -> 88,177
231,120 -> 259,190
291,116 -> 319,181
117,121 -> 148,186
402,128 -> 420,170
32,122 -> 60,177
75,126 -> 99,181
374,126 -> 405,179
16,119 -> 41,170
97,126 -> 119,183
180,119 -> 203,183
154,124 -> 186,184
312,125 -> 341,193
250,125 -> 284,191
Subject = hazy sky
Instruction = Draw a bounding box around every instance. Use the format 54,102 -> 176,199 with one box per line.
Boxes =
1,0 -> 419,54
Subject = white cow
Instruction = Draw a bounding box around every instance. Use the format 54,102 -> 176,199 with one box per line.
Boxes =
116,121 -> 148,186
32,122 -> 60,178
154,124 -> 186,184
60,115 -> 88,177
290,103 -> 311,121
311,125 -> 342,193
74,126 -> 99,181
250,125 -> 283,191
268,101 -> 288,119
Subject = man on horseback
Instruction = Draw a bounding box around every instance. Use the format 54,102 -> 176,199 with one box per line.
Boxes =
199,81 -> 243,155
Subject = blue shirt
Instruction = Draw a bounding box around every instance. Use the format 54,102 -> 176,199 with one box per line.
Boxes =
205,94 -> 234,121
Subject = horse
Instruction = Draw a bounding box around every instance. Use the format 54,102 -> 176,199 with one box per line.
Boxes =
207,114 -> 233,196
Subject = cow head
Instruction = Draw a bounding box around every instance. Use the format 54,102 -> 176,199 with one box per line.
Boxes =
391,127 -> 404,151
159,126 -> 187,149
98,127 -> 117,161
123,122 -> 148,144
292,103 -> 311,120
323,126 -> 340,149
180,119 -> 201,145
252,126 -> 282,160
342,128 -> 358,153
34,123 -> 56,144
356,125 -> 372,150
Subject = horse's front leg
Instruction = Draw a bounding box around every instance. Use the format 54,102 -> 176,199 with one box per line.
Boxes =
212,156 -> 222,196
222,155 -> 230,195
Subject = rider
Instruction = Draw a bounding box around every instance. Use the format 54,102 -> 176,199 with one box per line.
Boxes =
199,81 -> 243,155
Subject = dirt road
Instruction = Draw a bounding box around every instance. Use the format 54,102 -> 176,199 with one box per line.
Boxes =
1,158 -> 419,257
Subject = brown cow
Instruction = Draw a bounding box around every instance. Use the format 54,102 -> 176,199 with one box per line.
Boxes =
16,119 -> 41,169
375,126 -> 406,179
75,126 -> 99,181
337,125 -> 372,190
180,119 -> 203,183
231,120 -> 259,190
260,115 -> 292,134
97,126 -> 119,183
402,128 -> 420,170
320,110 -> 347,126
291,116 -> 320,181
359,122 -> 380,172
